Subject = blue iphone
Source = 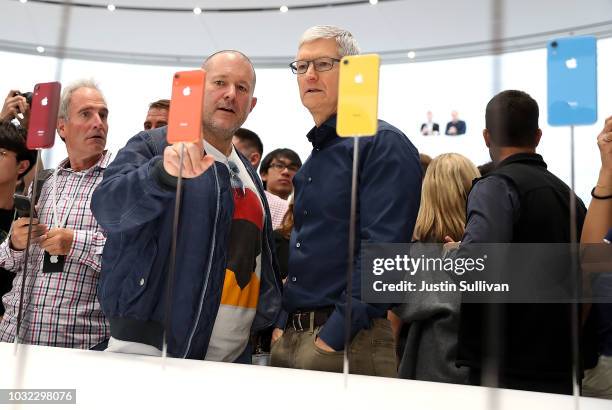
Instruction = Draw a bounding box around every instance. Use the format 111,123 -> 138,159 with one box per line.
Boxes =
547,36 -> 597,126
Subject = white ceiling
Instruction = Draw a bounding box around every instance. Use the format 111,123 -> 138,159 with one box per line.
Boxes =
0,0 -> 611,67
65,0 -> 362,8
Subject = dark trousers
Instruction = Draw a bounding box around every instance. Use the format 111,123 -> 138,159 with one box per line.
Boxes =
468,368 -> 574,395
270,318 -> 397,377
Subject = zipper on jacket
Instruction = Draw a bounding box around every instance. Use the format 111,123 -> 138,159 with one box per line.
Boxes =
183,163 -> 221,358
245,160 -> 282,332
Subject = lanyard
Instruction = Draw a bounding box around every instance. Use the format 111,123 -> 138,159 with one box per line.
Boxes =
51,162 -> 96,229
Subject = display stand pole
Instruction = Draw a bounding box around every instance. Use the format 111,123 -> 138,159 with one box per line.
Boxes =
162,143 -> 186,361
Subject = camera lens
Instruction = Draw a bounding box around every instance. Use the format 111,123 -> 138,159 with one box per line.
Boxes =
343,60 -> 348,65
174,74 -> 179,79
551,41 -> 558,48
21,92 -> 33,106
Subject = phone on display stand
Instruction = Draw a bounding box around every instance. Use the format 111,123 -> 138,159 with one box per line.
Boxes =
27,81 -> 61,149
547,36 -> 597,126
167,70 -> 206,144
337,54 -> 380,137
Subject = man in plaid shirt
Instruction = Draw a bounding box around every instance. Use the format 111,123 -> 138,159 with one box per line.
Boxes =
0,79 -> 110,349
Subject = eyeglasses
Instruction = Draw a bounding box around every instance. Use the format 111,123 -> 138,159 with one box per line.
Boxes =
289,57 -> 341,74
269,162 -> 299,173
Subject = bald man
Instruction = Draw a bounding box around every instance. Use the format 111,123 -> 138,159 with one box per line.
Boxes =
92,50 -> 281,362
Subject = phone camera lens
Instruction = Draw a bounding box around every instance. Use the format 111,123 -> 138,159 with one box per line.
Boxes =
343,60 -> 348,65
174,74 -> 179,79
551,41 -> 558,48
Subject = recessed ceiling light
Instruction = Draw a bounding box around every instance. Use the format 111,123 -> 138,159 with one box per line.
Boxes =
107,4 -> 115,11
369,0 -> 378,5
193,7 -> 202,15
280,5 -> 289,12
407,51 -> 416,59
19,0 -> 28,4
36,46 -> 45,53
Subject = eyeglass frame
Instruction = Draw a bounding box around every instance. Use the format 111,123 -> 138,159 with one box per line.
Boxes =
289,57 -> 342,75
267,161 -> 300,173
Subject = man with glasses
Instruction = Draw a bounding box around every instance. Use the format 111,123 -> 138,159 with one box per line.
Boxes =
270,25 -> 422,376
259,148 -> 301,229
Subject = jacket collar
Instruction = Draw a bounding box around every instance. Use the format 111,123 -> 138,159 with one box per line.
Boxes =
497,152 -> 547,169
59,150 -> 113,172
306,115 -> 338,149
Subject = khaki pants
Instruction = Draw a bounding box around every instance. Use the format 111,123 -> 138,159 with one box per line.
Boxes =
270,318 -> 397,377
583,355 -> 612,400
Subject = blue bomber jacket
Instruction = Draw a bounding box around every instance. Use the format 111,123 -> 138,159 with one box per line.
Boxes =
91,127 -> 282,359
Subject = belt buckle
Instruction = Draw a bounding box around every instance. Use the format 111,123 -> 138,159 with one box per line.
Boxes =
292,313 -> 304,332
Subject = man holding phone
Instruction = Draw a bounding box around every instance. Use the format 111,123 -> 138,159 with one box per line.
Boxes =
0,90 -> 30,128
0,80 -> 111,349
92,50 -> 281,362
269,26 -> 422,376
0,122 -> 36,321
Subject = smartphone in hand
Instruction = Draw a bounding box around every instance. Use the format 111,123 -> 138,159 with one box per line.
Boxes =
167,70 -> 206,144
13,193 -> 37,219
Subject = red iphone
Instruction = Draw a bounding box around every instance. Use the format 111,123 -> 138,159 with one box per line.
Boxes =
27,81 -> 61,149
167,70 -> 205,144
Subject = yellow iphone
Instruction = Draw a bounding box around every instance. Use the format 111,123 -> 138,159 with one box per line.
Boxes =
337,54 -> 380,137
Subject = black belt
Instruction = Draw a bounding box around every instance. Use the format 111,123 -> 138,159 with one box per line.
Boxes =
288,307 -> 333,332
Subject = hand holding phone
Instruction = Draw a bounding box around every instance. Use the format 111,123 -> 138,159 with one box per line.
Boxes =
167,70 -> 205,144
0,90 -> 30,124
13,193 -> 37,218
9,217 -> 48,251
162,141 -> 215,178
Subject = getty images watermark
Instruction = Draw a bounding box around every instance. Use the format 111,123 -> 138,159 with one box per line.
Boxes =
371,252 -> 509,293
361,243 -> 612,304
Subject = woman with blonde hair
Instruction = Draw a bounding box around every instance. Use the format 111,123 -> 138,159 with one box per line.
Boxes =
413,153 -> 481,243
392,153 -> 480,384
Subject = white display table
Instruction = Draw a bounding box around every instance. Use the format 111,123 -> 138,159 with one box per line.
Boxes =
0,342 -> 608,409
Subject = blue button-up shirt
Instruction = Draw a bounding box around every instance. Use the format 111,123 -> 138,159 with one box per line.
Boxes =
280,116 -> 422,350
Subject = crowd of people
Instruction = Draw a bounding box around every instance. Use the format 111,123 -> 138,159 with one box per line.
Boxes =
0,24 -> 610,399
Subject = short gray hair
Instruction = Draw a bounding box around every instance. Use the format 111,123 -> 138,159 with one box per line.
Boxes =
299,25 -> 360,57
58,79 -> 105,120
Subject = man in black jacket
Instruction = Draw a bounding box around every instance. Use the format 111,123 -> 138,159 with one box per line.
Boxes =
455,90 -> 586,394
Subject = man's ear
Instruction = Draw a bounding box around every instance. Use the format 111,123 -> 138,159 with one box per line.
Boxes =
260,170 -> 268,182
249,96 -> 257,113
534,128 -> 542,148
250,152 -> 261,168
483,128 -> 491,148
17,160 -> 30,177
57,118 -> 66,141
